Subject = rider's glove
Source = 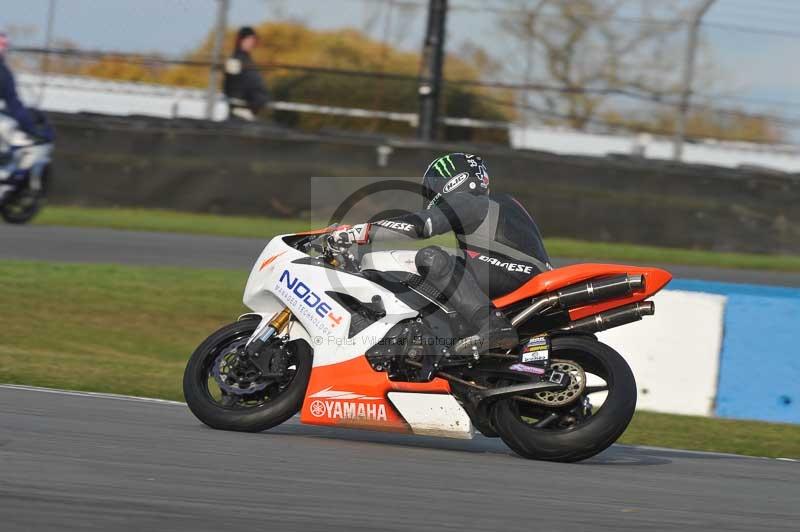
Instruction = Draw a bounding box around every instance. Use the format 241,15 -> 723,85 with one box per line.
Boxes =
327,223 -> 371,249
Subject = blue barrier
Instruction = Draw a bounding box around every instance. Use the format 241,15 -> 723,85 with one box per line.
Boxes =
671,279 -> 800,424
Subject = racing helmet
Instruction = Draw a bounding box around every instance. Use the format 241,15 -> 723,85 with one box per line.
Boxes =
421,153 -> 490,209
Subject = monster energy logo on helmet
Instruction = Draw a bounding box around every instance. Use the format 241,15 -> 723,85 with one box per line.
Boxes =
432,155 -> 456,177
422,152 -> 490,210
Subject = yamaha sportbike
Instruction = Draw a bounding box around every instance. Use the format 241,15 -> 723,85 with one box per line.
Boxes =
184,229 -> 671,462
0,112 -> 53,224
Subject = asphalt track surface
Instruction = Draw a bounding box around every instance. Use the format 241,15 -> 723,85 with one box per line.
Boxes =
3,224 -> 800,287
1,385 -> 797,532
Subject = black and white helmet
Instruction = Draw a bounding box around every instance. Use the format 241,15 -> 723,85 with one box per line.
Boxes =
421,153 -> 490,209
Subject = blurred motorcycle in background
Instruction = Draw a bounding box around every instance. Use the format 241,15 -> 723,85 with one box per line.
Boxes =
0,109 -> 54,224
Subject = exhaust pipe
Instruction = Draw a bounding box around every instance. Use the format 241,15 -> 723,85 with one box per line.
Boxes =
561,301 -> 655,334
511,274 -> 645,327
557,274 -> 644,308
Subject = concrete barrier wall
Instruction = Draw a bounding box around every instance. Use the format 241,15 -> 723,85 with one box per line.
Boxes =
47,112 -> 800,254
598,290 -> 726,417
598,281 -> 799,424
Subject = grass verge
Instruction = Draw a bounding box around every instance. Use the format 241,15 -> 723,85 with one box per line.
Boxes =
2,260 -> 798,458
618,411 -> 799,459
36,205 -> 800,272
36,205 -> 312,239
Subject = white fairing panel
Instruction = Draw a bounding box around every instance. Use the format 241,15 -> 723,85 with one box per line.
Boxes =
387,392 -> 474,439
360,250 -> 419,274
243,236 -> 418,367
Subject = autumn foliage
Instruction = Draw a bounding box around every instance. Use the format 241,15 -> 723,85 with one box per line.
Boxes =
43,20 -> 783,144
62,22 -> 511,141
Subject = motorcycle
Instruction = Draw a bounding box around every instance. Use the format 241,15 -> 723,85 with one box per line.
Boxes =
0,111 -> 53,224
183,228 -> 671,462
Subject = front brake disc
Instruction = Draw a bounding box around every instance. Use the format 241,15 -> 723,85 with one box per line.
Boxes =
212,340 -> 270,396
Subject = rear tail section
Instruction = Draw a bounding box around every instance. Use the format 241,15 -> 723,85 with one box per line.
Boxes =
494,264 -> 672,332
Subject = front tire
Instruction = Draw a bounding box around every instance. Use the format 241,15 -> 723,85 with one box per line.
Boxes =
1,188 -> 44,224
183,319 -> 313,432
1,168 -> 49,224
491,335 -> 637,462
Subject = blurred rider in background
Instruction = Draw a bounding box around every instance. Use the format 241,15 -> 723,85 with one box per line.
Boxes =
0,33 -> 42,145
223,26 -> 270,121
0,32 -> 54,204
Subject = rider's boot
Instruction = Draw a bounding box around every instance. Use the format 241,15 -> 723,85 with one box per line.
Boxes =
454,308 -> 518,355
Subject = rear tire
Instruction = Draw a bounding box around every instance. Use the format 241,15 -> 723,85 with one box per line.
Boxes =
183,319 -> 313,432
491,335 -> 636,462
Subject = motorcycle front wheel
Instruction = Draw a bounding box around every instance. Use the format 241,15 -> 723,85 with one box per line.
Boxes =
1,167 -> 49,224
183,318 -> 313,432
1,187 -> 44,224
491,335 -> 637,462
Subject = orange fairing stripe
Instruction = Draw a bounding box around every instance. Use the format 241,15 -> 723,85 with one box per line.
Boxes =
259,251 -> 286,271
292,225 -> 351,236
300,356 -> 451,432
493,263 -> 672,320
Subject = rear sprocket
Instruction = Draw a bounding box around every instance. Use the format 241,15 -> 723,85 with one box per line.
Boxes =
525,359 -> 586,407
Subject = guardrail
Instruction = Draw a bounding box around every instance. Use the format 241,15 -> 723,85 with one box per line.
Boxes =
18,72 -> 800,172
16,72 -> 508,130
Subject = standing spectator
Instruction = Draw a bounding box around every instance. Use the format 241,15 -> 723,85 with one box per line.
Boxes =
223,27 -> 270,121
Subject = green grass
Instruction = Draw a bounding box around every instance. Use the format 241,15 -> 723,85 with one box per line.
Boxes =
36,205 -> 800,272
0,260 -> 246,400
546,238 -> 800,273
619,411 -> 800,459
36,205 -> 312,239
2,260 -> 798,458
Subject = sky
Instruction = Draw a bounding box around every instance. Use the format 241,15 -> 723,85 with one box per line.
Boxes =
3,0 -> 800,136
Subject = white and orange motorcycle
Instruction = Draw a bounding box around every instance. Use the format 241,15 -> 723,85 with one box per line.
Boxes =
183,228 -> 671,462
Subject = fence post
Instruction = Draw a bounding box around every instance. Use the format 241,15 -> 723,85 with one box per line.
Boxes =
205,0 -> 230,120
37,0 -> 57,106
672,0 -> 716,161
418,0 -> 448,141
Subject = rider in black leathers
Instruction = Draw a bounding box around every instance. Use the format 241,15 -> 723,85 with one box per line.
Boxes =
0,33 -> 40,139
328,153 -> 553,353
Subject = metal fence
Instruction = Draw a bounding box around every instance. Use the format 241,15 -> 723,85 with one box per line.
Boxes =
6,0 -> 800,152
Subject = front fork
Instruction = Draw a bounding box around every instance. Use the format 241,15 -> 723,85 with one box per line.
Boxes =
245,307 -> 293,356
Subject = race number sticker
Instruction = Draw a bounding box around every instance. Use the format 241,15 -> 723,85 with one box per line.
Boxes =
521,335 -> 549,363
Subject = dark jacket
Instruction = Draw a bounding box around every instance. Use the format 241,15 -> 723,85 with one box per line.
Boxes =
368,192 -> 552,271
0,56 -> 37,136
223,50 -> 269,114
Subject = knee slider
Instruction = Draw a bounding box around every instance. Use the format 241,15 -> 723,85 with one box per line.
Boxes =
415,246 -> 452,279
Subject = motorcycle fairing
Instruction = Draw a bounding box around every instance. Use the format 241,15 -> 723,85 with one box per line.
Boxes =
244,236 -> 419,367
244,237 -> 476,438
299,355 -> 473,437
493,263 -> 672,320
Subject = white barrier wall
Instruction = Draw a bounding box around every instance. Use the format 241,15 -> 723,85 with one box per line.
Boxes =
14,73 -> 800,174
597,290 -> 727,416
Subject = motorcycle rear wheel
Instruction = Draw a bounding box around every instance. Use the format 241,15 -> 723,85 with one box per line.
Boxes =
491,335 -> 637,462
183,319 -> 312,432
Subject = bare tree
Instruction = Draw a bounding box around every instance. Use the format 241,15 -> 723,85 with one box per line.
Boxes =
499,0 -> 690,129
262,0 -> 306,25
